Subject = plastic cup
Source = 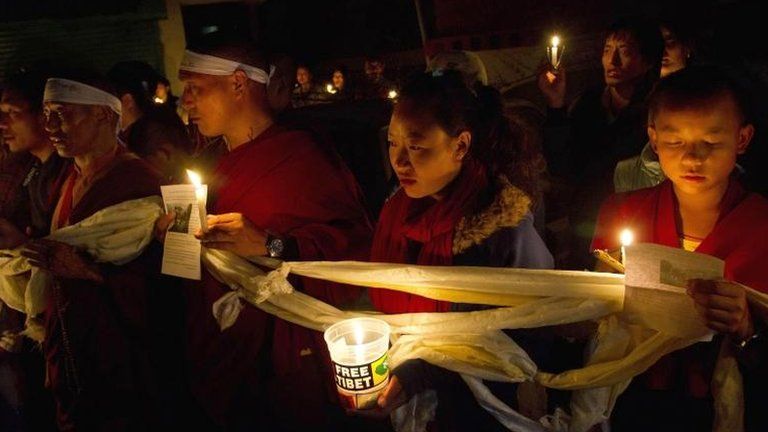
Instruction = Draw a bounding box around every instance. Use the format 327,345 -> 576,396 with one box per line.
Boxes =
323,317 -> 390,410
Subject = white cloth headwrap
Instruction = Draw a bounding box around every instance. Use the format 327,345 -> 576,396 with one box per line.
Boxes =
43,78 -> 122,116
180,50 -> 275,85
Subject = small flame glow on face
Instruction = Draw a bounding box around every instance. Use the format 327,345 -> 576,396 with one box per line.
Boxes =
620,229 -> 634,247
387,89 -> 398,99
551,35 -> 560,47
186,169 -> 202,188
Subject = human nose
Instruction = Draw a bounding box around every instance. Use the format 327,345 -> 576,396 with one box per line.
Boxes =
44,112 -> 60,134
180,87 -> 194,111
610,49 -> 622,67
390,144 -> 410,169
681,143 -> 709,167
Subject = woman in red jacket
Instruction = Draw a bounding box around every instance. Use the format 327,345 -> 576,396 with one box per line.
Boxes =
369,71 -> 554,431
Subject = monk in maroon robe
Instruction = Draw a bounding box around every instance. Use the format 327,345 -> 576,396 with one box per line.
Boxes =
592,67 -> 768,431
166,37 -> 372,430
23,76 -> 178,431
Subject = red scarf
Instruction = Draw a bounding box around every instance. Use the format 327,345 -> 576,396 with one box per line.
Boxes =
369,159 -> 488,313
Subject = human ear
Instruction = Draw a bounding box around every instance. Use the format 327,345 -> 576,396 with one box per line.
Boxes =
737,124 -> 755,155
647,126 -> 658,153
232,70 -> 249,96
455,131 -> 472,161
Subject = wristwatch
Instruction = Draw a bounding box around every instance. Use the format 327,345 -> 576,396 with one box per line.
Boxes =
266,233 -> 285,258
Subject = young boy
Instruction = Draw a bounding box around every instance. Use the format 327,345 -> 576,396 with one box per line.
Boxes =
592,66 -> 768,431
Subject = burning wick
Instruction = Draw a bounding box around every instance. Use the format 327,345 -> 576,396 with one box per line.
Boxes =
547,34 -> 564,70
186,169 -> 208,233
620,228 -> 634,266
326,84 -> 337,94
387,89 -> 398,99
153,96 -> 165,104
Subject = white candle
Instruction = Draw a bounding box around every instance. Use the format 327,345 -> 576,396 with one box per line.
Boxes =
547,35 -> 565,71
186,169 -> 208,233
619,228 -> 634,266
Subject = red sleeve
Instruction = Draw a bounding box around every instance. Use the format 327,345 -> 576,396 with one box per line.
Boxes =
591,193 -> 626,252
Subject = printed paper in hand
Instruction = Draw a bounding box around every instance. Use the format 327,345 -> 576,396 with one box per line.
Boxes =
623,243 -> 721,340
160,184 -> 206,280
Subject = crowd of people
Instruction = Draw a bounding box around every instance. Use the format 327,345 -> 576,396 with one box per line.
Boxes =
0,13 -> 766,432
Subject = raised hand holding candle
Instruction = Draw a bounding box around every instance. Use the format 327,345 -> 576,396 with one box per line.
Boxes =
186,169 -> 208,233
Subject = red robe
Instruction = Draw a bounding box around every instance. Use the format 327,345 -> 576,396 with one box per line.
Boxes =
185,125 -> 372,428
592,179 -> 768,420
44,153 -> 168,430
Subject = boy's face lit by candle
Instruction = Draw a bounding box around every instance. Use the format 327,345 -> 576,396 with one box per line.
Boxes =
649,91 -> 753,197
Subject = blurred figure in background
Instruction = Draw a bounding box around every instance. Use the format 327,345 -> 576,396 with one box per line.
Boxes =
108,61 -> 193,183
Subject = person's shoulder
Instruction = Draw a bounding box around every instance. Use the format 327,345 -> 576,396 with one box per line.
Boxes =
453,178 -> 532,255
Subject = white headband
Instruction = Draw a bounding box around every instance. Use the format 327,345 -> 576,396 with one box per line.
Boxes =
43,78 -> 122,116
180,50 -> 275,85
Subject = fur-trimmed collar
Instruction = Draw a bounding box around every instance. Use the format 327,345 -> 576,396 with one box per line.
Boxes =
452,177 -> 531,255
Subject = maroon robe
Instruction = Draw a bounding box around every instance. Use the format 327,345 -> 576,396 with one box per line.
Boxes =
185,125 -> 372,429
592,179 -> 768,426
44,153 -> 166,431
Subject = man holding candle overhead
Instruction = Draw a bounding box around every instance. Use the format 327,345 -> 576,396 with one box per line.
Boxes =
166,33 -> 372,430
592,66 -> 768,431
20,73 -> 186,430
538,17 -> 664,270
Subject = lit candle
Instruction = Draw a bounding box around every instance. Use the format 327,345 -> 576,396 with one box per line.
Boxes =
620,228 -> 634,266
547,35 -> 564,70
186,169 -> 208,233
153,96 -> 165,104
387,89 -> 398,99
326,83 -> 337,94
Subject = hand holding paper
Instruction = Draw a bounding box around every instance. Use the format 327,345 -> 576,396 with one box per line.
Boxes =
687,278 -> 754,339
198,213 -> 267,258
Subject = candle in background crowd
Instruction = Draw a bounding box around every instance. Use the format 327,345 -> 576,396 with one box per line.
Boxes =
324,317 -> 391,410
326,83 -> 337,94
387,89 -> 398,99
547,34 -> 564,70
186,169 -> 208,233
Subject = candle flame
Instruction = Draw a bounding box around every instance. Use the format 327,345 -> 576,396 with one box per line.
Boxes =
326,84 -> 337,94
186,169 -> 203,188
153,96 -> 165,104
620,229 -> 634,247
387,89 -> 398,99
551,35 -> 560,47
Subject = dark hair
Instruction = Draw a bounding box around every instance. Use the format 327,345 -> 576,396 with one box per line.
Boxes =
107,61 -> 165,115
648,65 -> 754,124
659,14 -> 697,58
606,17 -> 665,70
2,67 -> 50,113
332,65 -> 348,77
397,70 -> 539,200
